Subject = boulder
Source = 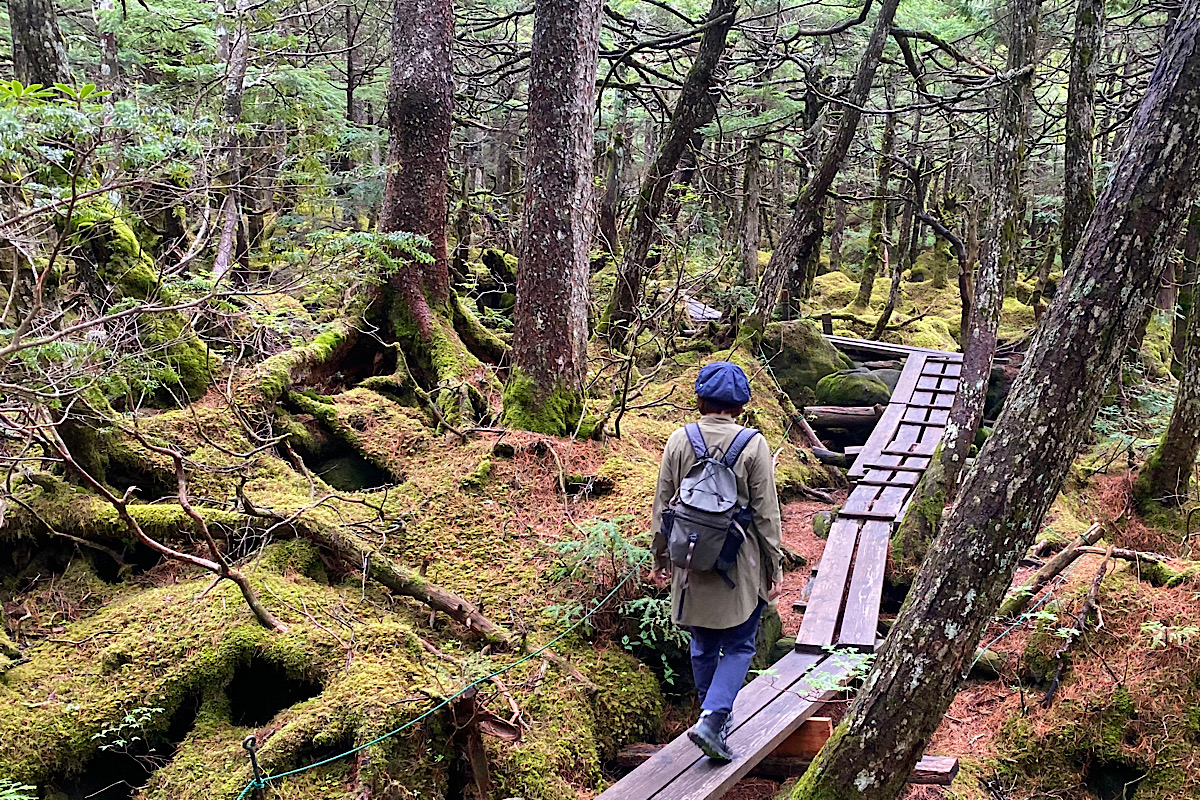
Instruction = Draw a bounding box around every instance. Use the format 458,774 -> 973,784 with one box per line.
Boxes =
812,510 -> 834,540
751,604 -> 785,672
869,368 -> 902,393
760,320 -> 854,407
815,371 -> 891,406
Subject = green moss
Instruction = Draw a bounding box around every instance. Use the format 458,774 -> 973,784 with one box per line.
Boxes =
459,457 -> 493,489
814,372 -> 891,406
760,320 -> 853,407
247,320 -> 353,405
64,200 -> 215,403
502,368 -> 583,436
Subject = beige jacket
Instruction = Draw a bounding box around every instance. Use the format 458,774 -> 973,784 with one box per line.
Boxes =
651,414 -> 783,630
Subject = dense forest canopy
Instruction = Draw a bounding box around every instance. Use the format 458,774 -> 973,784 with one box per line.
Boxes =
1,0 -> 1200,799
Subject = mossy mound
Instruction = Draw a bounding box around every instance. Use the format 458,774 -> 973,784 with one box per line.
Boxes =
759,320 -> 854,407
815,371 -> 891,406
997,563 -> 1200,800
63,200 -> 216,403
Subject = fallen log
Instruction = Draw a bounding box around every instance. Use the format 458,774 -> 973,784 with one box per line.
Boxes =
612,743 -> 959,785
997,523 -> 1104,617
812,448 -> 851,468
804,405 -> 885,428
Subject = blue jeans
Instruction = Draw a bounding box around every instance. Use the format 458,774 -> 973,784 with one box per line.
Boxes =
689,599 -> 766,716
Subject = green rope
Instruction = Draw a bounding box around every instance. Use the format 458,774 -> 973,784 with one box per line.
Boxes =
235,553 -> 649,799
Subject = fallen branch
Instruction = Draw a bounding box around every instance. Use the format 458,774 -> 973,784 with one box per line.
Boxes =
997,523 -> 1104,617
1041,546 -> 1111,707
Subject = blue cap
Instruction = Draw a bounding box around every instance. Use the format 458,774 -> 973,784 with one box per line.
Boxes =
695,361 -> 751,407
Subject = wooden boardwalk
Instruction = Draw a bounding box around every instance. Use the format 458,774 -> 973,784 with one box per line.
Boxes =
597,338 -> 962,800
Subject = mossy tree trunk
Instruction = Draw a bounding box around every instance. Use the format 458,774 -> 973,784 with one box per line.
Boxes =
828,193 -> 848,273
602,0 -> 738,344
739,136 -> 764,286
378,0 -> 453,337
855,108 -> 897,309
1062,0 -> 1105,268
1172,207 -> 1200,372
748,0 -> 902,330
1135,290 -> 1200,507
8,0 -> 71,88
792,13 -> 1200,799
502,0 -> 602,436
889,0 -> 1040,583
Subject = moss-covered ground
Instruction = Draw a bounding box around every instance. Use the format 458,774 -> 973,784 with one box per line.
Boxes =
1,308 -> 834,800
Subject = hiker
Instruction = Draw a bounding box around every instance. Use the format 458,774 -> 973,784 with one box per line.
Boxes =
651,361 -> 783,762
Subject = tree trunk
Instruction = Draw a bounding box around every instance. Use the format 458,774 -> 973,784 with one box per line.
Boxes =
855,112 -> 898,308
1173,208 -> 1200,371
748,0 -> 903,330
378,0 -> 453,338
502,0 -> 602,435
895,108 -> 924,272
1136,288 -> 1200,507
792,11 -> 1200,799
739,136 -> 764,285
93,0 -> 120,92
8,0 -> 71,88
211,0 -> 252,285
601,0 -> 738,343
889,0 -> 1040,581
597,132 -> 624,258
829,193 -> 848,273
1062,0 -> 1105,268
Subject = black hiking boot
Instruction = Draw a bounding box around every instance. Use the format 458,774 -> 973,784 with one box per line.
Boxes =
688,710 -> 734,762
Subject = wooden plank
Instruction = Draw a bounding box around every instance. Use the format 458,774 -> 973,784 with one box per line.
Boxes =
840,485 -> 882,516
614,747 -> 959,786
596,652 -> 824,800
823,335 -> 963,360
910,391 -> 955,408
889,353 -> 928,405
913,756 -> 961,785
883,439 -> 940,457
838,521 -> 892,650
848,402 -> 905,480
654,656 -> 865,800
860,470 -> 921,487
903,407 -> 949,425
916,375 -> 961,392
796,520 -> 861,652
821,313 -> 834,335
771,717 -> 833,759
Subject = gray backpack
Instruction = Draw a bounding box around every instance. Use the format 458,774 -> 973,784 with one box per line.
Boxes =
662,424 -> 760,587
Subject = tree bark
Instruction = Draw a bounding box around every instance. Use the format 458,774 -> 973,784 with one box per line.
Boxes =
602,0 -> 738,343
1061,0 -> 1105,268
792,10 -> 1200,799
502,0 -> 603,435
739,136 -> 764,286
888,0 -> 1040,581
748,0 -> 903,330
211,0 -> 252,285
855,112 -> 898,309
1173,208 -> 1200,371
8,0 -> 71,88
1135,277 -> 1200,507
828,193 -> 848,274
378,0 -> 453,338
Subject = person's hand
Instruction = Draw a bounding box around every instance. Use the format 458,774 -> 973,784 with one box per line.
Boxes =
768,580 -> 783,602
650,568 -> 671,588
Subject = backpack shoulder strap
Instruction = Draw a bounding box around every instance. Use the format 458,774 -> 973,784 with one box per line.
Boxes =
723,427 -> 761,469
683,423 -> 709,460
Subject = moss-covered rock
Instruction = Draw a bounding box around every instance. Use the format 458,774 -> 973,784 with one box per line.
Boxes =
814,371 -> 891,406
63,200 -> 215,403
760,321 -> 854,407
